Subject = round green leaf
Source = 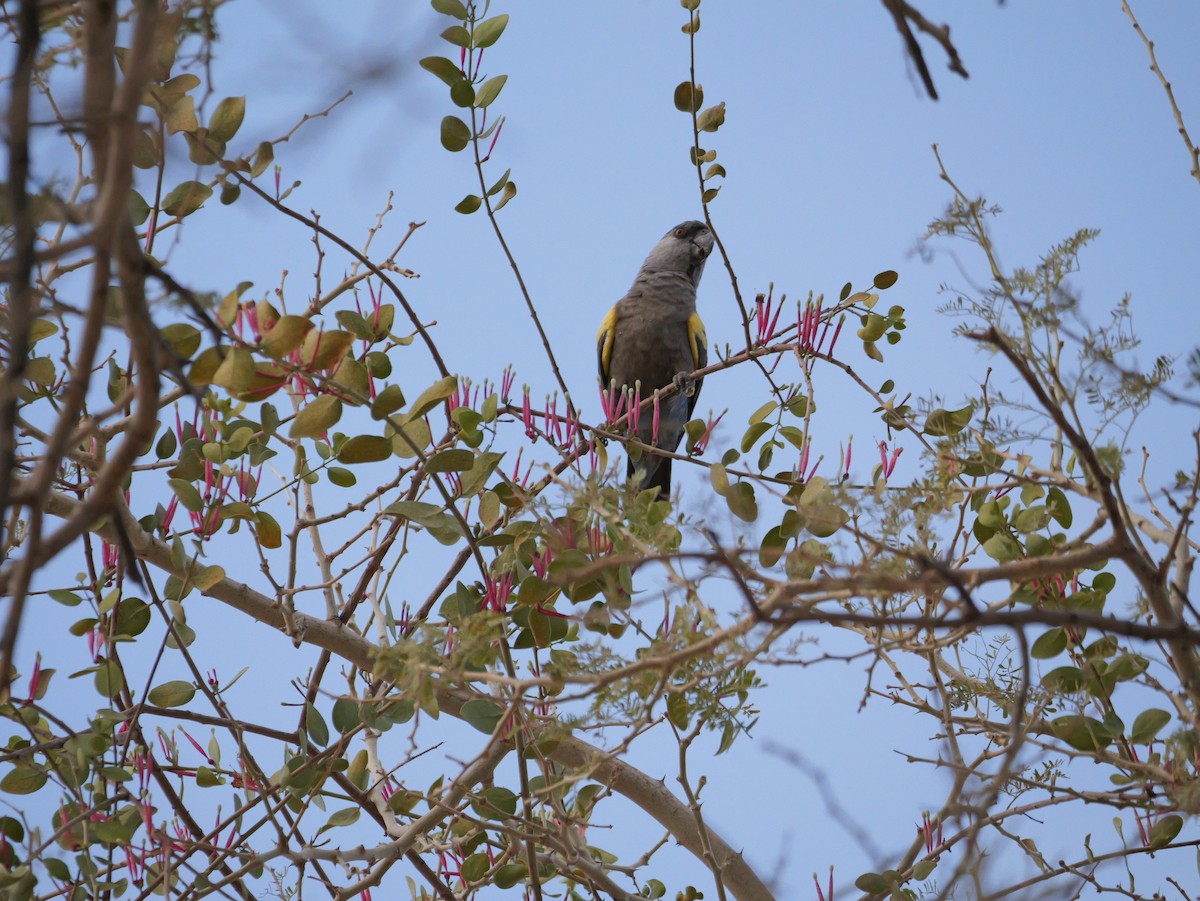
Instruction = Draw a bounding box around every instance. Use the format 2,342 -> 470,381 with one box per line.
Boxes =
873,269 -> 899,289
474,74 -> 507,108
148,680 -> 196,708
1148,813 -> 1183,849
161,180 -> 213,218
455,193 -> 482,214
420,55 -> 465,87
290,395 -> 343,439
337,435 -> 392,464
1031,627 -> 1067,659
1129,708 -> 1171,744
472,14 -> 509,48
208,95 -> 245,143
440,115 -> 471,152
0,765 -> 47,795
461,698 -> 504,734
673,81 -> 703,113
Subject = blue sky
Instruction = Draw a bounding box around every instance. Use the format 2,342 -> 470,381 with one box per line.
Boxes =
18,1 -> 1200,897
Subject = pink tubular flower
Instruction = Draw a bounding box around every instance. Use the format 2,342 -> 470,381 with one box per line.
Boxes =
754,286 -> 786,345
628,385 -> 642,435
878,441 -> 903,480
25,653 -> 42,702
692,410 -> 725,455
521,386 -> 536,440
599,380 -> 627,426
179,728 -> 213,765
500,365 -> 515,403
483,572 -> 514,613
545,393 -> 561,443
481,116 -> 504,164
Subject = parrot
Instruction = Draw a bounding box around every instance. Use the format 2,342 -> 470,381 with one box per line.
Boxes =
596,220 -> 714,494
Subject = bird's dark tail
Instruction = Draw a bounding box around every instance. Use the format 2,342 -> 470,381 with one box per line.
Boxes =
629,455 -> 671,497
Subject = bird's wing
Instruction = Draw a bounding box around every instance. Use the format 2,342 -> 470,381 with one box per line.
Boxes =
686,311 -> 707,420
596,305 -> 619,386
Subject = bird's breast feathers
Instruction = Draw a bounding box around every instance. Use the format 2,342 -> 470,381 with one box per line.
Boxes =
596,305 -> 706,384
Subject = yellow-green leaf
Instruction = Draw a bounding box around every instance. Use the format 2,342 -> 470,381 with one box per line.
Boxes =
290,395 -> 343,439
208,96 -> 245,142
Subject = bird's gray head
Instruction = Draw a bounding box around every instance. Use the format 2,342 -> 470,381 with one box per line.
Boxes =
638,220 -> 714,287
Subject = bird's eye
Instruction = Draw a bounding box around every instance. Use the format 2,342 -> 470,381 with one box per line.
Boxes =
674,227 -> 687,238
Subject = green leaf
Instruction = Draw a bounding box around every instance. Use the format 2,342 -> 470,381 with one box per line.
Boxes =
1046,486 -> 1073,528
474,74 -> 507,108
208,96 -> 245,143
923,404 -> 974,437
1051,714 -> 1113,752
709,462 -> 730,496
495,863 -> 527,889
290,395 -> 343,439
255,510 -> 282,549
1042,666 -> 1083,693
259,315 -> 313,358
250,140 -> 274,177
321,806 -> 361,831
492,180 -> 517,211
486,167 -> 512,196
854,872 -> 891,894
857,312 -> 887,342
95,657 -> 125,698
440,24 -> 471,47
431,0 -> 468,19
475,786 -> 517,818
873,269 -> 899,290
161,180 -> 213,218
148,680 -> 196,708
912,859 -> 936,880
337,435 -> 392,464
695,101 -> 726,132
1129,708 -> 1171,744
404,375 -> 459,422
673,81 -> 703,113
427,448 -> 475,473
748,400 -> 778,425
419,55 -> 464,86
1031,628 -> 1067,659
473,14 -> 509,48
461,698 -> 504,734
391,417 -> 432,458
129,189 -> 151,224
212,346 -> 254,394
725,481 -> 758,522
327,466 -> 356,487
1149,814 -> 1183,849
371,384 -> 406,419
461,852 -> 490,883
450,79 -> 475,107
333,698 -> 361,733
982,531 -> 1023,561
455,193 -> 482,214
740,421 -> 771,454
0,765 -> 47,795
667,692 -> 690,730
306,703 -> 329,746
440,115 -> 471,152
161,322 -> 201,360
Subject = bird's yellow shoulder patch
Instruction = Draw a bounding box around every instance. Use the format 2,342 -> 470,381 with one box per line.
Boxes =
596,306 -> 619,381
687,312 -> 707,368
